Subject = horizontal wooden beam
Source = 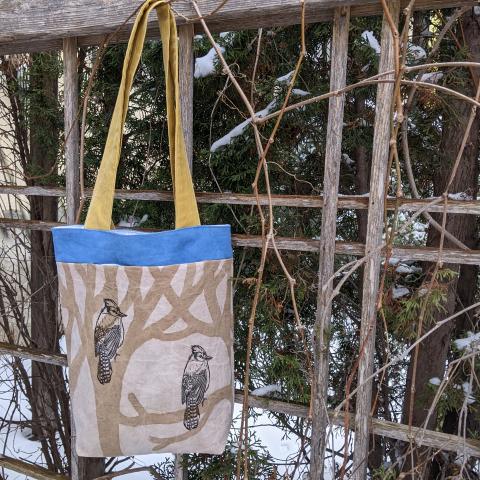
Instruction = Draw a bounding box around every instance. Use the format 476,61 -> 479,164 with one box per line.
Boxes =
1,341 -> 479,458
239,393 -> 480,458
1,217 -> 480,265
0,0 -> 475,54
2,185 -> 480,215
0,342 -> 68,367
0,455 -> 68,480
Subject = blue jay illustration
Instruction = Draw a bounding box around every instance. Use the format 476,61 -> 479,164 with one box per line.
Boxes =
181,345 -> 212,430
94,299 -> 126,384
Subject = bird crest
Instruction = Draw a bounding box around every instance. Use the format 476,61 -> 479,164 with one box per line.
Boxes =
103,298 -> 127,318
191,344 -> 213,361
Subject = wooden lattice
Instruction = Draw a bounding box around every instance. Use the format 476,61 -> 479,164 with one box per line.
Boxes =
0,1 -> 479,479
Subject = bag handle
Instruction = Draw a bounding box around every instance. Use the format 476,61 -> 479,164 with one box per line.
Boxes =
85,0 -> 200,230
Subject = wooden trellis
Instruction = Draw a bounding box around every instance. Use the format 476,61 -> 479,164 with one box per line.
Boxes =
0,1 -> 479,479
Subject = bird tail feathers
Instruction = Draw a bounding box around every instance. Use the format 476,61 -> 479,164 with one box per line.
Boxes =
97,352 -> 112,384
183,404 -> 200,430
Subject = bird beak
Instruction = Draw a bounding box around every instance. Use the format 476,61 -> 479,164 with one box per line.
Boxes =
118,312 -> 127,318
205,355 -> 212,360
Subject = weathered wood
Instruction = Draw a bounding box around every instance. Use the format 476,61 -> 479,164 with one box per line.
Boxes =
2,185 -> 480,215
178,23 -> 194,170
61,38 -> 101,477
2,342 -> 480,457
174,456 -> 187,480
0,0 -> 475,54
311,7 -> 350,479
363,417 -> 480,460
352,3 -> 400,478
93,467 -> 156,480
238,391 -> 480,458
2,217 -> 480,265
64,37 -> 85,480
0,455 -> 68,480
63,37 -> 80,225
175,24 -> 194,480
0,341 -> 67,367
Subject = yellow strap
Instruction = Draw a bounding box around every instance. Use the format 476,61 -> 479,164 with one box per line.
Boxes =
85,0 -> 200,230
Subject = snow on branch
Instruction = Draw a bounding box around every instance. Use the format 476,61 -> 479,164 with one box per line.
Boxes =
210,100 -> 276,152
454,332 -> 480,352
361,31 -> 381,54
419,72 -> 443,84
250,384 -> 282,397
194,45 -> 225,78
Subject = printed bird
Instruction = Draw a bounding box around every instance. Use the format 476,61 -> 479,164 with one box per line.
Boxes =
181,345 -> 212,430
94,298 -> 127,384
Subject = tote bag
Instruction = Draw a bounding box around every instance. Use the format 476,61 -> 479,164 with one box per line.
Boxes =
52,0 -> 233,457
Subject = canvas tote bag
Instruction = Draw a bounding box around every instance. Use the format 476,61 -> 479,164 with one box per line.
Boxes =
52,0 -> 234,457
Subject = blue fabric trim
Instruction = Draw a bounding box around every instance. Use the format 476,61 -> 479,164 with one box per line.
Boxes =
52,225 -> 232,266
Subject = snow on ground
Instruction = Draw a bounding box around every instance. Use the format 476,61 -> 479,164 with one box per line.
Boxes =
232,404 -> 350,479
194,45 -> 225,78
112,454 -> 172,480
0,357 -> 47,480
429,377 -> 442,386
0,358 -> 311,479
233,404 -> 299,471
210,100 -> 276,152
0,357 -> 170,480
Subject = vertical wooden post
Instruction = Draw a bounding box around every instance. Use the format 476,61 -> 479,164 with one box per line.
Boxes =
174,23 -> 194,480
179,23 -> 194,170
63,37 -> 80,225
63,37 -> 104,480
351,3 -> 399,479
310,7 -> 350,479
